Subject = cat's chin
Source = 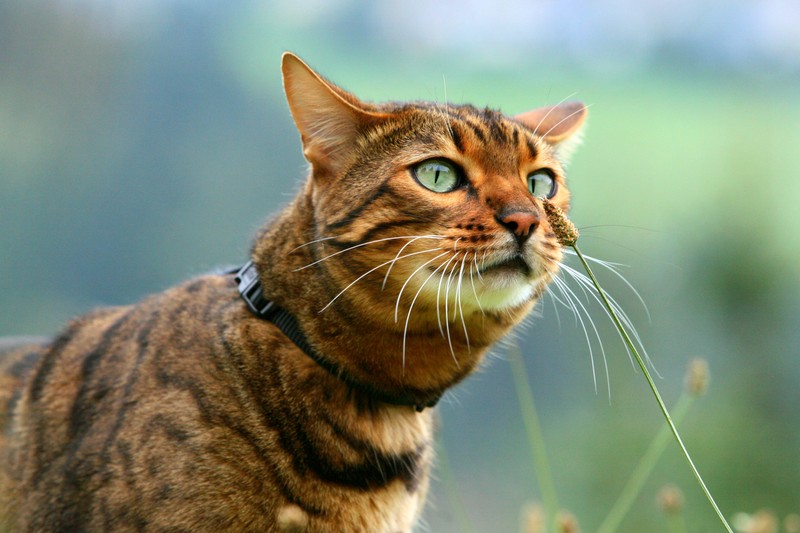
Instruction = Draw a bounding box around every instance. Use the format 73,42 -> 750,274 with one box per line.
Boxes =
408,255 -> 547,314
467,270 -> 539,312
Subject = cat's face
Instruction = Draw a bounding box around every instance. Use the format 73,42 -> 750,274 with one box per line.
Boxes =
283,54 -> 586,334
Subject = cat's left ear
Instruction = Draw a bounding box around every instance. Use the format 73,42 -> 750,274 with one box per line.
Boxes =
515,101 -> 588,163
282,53 -> 387,180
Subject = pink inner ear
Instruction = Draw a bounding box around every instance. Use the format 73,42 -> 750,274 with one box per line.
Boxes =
515,101 -> 587,142
282,53 -> 391,174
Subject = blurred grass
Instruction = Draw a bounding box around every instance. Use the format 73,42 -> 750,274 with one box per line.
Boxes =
1,2 -> 799,532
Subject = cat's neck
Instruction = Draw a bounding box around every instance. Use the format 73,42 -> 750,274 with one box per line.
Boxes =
250,186 -> 530,408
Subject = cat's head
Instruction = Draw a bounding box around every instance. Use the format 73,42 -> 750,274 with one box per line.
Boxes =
282,52 -> 586,337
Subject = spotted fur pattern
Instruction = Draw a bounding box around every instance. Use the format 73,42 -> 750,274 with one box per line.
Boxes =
0,54 -> 586,532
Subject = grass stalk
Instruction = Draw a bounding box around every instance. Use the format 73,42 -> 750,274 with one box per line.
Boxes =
542,198 -> 730,531
436,438 -> 478,533
509,341 -> 560,533
595,393 -> 694,533
666,512 -> 689,533
571,245 -> 732,532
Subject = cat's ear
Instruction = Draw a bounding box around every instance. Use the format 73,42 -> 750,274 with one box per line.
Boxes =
515,101 -> 587,162
282,53 -> 386,179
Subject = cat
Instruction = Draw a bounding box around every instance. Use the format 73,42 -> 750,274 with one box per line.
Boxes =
0,53 -> 586,532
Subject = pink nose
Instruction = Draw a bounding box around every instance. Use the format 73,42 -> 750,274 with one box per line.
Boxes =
499,211 -> 539,244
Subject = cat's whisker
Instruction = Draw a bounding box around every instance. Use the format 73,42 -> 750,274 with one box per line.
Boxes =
442,75 -> 454,137
319,248 -> 441,313
559,263 -> 648,351
436,254 -> 460,337
563,248 -> 651,322
294,235 -> 445,272
531,91 -> 578,137
288,235 -> 340,253
468,263 -> 485,317
551,275 -> 597,385
546,282 -> 576,324
434,77 -> 455,140
456,254 -> 470,353
383,236 -> 437,291
394,252 -> 450,323
472,251 -> 484,282
543,285 -> 563,331
559,262 -> 655,376
444,252 -> 462,367
552,274 -> 609,397
403,257 -> 451,370
539,102 -> 594,141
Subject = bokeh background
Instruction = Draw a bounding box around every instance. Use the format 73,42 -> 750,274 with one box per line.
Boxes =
2,0 -> 799,531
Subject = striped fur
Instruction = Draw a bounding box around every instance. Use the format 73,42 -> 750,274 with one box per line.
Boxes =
0,53 -> 586,532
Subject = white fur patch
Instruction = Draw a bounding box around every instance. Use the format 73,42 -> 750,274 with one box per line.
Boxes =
407,263 -> 544,314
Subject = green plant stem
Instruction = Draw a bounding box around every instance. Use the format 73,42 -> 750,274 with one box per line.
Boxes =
596,393 -> 694,533
572,244 -> 732,533
509,342 -> 560,533
436,438 -> 478,533
666,512 -> 689,533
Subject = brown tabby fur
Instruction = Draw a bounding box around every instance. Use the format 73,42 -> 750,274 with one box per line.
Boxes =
0,53 -> 586,532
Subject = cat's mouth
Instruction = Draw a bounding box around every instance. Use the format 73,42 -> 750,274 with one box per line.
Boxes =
479,254 -> 531,277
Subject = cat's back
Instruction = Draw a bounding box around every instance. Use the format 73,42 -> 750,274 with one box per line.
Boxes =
0,336 -> 49,441
0,273 -> 279,531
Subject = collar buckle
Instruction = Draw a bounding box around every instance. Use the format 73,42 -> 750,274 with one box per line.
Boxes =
235,261 -> 275,318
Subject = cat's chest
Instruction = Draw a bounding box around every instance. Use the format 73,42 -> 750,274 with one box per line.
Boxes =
338,483 -> 427,533
296,408 -> 435,532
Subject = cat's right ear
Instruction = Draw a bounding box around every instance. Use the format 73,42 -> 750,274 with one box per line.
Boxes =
282,53 -> 386,180
515,101 -> 588,164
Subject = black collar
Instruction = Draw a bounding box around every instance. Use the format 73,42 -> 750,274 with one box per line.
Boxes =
232,261 -> 439,412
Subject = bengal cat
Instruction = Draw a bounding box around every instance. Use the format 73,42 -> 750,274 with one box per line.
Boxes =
0,53 -> 586,532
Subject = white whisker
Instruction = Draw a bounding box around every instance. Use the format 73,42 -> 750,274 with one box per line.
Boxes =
559,262 -> 655,375
563,248 -> 651,322
444,253 -> 462,366
531,92 -> 578,137
403,257 -> 452,369
543,286 -> 563,331
539,103 -> 593,140
552,276 -> 597,389
295,235 -> 445,271
553,275 -> 609,398
319,248 -> 440,313
289,235 -> 340,252
394,252 -> 449,323
383,236 -> 435,290
456,254 -> 470,353
468,263 -> 485,316
435,254 -> 459,337
472,251 -> 484,282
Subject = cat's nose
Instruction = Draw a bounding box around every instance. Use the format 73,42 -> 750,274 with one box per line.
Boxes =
497,210 -> 539,245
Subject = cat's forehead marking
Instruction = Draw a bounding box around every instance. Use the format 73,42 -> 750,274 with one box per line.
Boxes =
437,105 -> 554,176
429,103 -> 548,160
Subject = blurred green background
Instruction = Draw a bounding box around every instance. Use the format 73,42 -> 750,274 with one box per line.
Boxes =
1,1 -> 799,531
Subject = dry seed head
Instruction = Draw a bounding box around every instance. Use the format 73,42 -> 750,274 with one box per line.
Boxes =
657,484 -> 684,515
684,358 -> 710,397
785,514 -> 800,533
556,510 -> 581,533
521,502 -> 545,533
542,199 -> 579,247
733,510 -> 779,533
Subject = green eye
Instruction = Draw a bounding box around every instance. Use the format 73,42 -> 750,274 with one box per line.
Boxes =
413,159 -> 460,193
527,170 -> 557,199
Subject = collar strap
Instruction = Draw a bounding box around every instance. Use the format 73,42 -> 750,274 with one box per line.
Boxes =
233,261 -> 439,412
